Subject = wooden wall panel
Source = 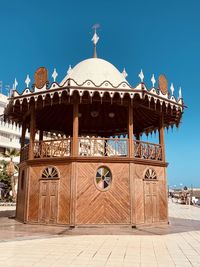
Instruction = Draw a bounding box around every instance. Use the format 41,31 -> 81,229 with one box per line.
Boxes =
158,180 -> 167,221
57,164 -> 71,224
27,166 -> 40,222
76,162 -> 130,225
16,167 -> 28,222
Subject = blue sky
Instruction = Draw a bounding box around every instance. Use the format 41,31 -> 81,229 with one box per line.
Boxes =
0,0 -> 199,187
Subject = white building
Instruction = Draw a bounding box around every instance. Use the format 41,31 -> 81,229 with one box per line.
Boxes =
0,93 -> 22,163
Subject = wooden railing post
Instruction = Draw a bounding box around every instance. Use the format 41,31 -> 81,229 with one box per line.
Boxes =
28,104 -> 36,160
128,103 -> 134,157
159,114 -> 165,161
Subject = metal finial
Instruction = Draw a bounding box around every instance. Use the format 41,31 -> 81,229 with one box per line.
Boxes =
14,78 -> 18,90
92,24 -> 100,58
151,74 -> 156,87
170,83 -> 174,95
179,87 -> 182,99
25,75 -> 31,88
122,68 -> 128,78
52,68 -> 58,82
138,69 -> 144,82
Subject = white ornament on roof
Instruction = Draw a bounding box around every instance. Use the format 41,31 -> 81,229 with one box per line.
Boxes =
170,83 -> 174,95
25,75 -> 31,88
67,65 -> 72,75
138,69 -> 144,82
52,68 -> 58,82
179,87 -> 182,99
91,26 -> 100,46
14,78 -> 18,90
122,68 -> 128,78
151,74 -> 156,87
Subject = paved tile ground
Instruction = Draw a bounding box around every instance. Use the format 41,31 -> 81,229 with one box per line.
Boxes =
0,201 -> 200,266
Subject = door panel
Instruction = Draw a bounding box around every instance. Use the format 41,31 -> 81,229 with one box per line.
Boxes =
39,180 -> 58,224
144,181 -> 158,224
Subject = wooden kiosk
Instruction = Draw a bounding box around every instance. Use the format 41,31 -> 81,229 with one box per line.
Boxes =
5,34 -> 184,227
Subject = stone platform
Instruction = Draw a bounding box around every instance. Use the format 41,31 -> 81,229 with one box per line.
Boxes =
0,202 -> 200,266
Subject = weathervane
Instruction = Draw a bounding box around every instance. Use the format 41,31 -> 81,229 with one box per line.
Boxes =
92,24 -> 100,58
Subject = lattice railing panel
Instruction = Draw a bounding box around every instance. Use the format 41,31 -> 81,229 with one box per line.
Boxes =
79,138 -> 128,157
134,140 -> 162,161
21,144 -> 29,162
34,139 -> 71,158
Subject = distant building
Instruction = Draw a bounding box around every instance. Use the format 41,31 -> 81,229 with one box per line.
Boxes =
0,92 -> 23,163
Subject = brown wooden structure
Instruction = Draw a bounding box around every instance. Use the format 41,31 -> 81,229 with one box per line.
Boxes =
4,46 -> 184,227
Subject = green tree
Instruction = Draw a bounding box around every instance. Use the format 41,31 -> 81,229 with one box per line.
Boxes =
0,149 -> 20,201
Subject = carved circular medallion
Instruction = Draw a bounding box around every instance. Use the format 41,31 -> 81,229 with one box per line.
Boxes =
95,166 -> 112,191
158,74 -> 168,95
34,67 -> 48,89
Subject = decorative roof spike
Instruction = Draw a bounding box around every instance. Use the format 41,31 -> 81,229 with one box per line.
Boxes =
25,75 -> 31,88
122,68 -> 128,78
92,24 -> 100,58
52,68 -> 58,82
67,65 -> 72,75
151,74 -> 156,87
14,78 -> 18,90
138,69 -> 144,83
179,87 -> 182,99
170,83 -> 175,95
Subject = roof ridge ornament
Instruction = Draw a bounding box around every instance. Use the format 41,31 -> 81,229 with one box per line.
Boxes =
122,68 -> 128,78
14,78 -> 18,90
25,75 -> 31,88
138,69 -> 144,83
170,83 -> 174,95
92,24 -> 100,58
179,87 -> 182,99
52,68 -> 58,82
151,74 -> 156,87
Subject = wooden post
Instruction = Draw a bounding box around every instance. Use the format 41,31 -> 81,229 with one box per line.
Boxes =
39,130 -> 43,141
128,103 -> 134,157
28,104 -> 36,160
21,122 -> 26,148
72,98 -> 79,156
70,97 -> 79,227
159,114 -> 165,162
20,122 -> 26,161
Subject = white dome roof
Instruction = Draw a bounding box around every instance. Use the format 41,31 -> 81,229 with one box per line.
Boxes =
61,58 -> 128,86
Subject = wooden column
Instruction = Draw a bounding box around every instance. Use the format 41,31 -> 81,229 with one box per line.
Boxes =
70,97 -> 79,227
21,122 -> 26,148
28,104 -> 36,160
39,130 -> 43,141
128,103 -> 134,157
20,121 -> 26,161
72,98 -> 79,156
159,114 -> 165,162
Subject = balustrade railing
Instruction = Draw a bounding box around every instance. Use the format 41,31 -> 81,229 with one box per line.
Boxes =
33,139 -> 71,158
79,137 -> 128,157
21,144 -> 29,161
20,138 -> 163,162
134,140 -> 162,161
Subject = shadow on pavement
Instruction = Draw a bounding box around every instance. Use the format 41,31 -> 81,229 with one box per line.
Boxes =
1,209 -> 200,241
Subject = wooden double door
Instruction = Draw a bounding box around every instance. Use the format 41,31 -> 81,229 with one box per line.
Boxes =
144,181 -> 158,223
39,180 -> 59,224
